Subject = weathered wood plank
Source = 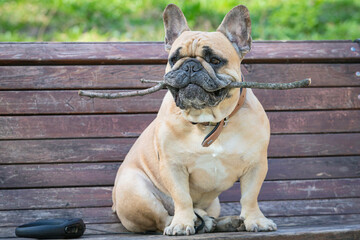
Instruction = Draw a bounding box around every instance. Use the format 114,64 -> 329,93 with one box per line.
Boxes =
221,198 -> 360,217
0,134 -> 359,164
1,205 -> 360,228
80,224 -> 360,240
1,88 -> 359,115
243,63 -> 360,87
0,207 -> 118,227
0,111 -> 359,139
0,163 -> 119,188
0,90 -> 165,114
1,157 -> 360,189
0,64 -> 359,90
267,156 -> 360,180
0,138 -> 134,164
2,223 -> 360,240
246,41 -> 360,63
65,224 -> 360,240
0,114 -> 156,139
268,133 -> 360,157
0,65 -> 163,90
0,187 -> 113,210
220,179 -> 360,202
268,110 -> 360,134
0,42 -> 168,65
2,182 -> 360,215
1,158 -> 359,199
0,41 -> 358,65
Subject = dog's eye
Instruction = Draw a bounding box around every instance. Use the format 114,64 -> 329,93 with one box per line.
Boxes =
169,57 -> 178,66
210,58 -> 221,65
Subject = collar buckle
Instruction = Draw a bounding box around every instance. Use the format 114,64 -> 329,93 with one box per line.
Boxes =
223,117 -> 230,127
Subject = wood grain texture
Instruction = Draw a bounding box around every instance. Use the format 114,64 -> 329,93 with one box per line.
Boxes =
0,163 -> 119,188
268,133 -> 360,157
1,64 -> 359,90
0,187 -> 113,210
222,198 -> 360,217
1,206 -> 360,227
1,205 -> 360,233
0,111 -> 359,139
1,134 -> 359,164
0,65 -> 164,90
220,179 -> 360,202
2,223 -> 360,239
243,63 -> 360,87
1,159 -> 359,199
268,110 -> 360,134
0,41 -> 358,65
1,88 -> 359,115
0,138 -> 135,164
1,157 -> 360,188
0,114 -> 156,139
2,184 -> 359,214
267,156 -> 360,180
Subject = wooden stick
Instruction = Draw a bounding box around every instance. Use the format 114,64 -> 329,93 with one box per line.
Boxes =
228,78 -> 311,90
78,82 -> 165,99
78,78 -> 311,99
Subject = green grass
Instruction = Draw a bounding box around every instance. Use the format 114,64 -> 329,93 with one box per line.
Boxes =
0,0 -> 359,42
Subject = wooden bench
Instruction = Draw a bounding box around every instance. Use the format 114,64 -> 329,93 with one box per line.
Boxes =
0,40 -> 359,239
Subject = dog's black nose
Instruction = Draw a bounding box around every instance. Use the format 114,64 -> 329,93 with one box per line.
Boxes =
181,59 -> 202,73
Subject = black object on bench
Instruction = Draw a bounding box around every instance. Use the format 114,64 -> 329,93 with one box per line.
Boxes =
15,218 -> 85,239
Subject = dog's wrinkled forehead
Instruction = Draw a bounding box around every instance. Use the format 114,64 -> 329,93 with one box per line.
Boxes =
168,31 -> 240,66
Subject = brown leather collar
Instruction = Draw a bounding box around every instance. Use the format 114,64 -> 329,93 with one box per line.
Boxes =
200,87 -> 247,147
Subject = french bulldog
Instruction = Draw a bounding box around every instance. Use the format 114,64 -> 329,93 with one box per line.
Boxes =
112,4 -> 277,235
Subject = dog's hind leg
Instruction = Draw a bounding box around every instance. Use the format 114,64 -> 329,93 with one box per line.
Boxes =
214,216 -> 245,232
113,168 -> 173,233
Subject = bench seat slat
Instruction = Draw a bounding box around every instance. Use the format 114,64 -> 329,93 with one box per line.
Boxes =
1,207 -> 359,237
2,223 -> 360,239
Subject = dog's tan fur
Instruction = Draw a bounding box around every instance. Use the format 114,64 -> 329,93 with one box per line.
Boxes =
112,4 -> 276,235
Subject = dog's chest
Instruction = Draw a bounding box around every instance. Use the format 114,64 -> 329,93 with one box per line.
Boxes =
187,145 -> 243,193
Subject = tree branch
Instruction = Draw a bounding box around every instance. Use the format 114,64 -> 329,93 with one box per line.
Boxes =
78,78 -> 311,99
78,82 -> 165,99
228,78 -> 311,90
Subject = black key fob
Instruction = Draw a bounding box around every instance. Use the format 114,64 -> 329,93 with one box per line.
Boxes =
15,218 -> 86,239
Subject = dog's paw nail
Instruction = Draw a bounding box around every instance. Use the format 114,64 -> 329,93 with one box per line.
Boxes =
185,226 -> 191,235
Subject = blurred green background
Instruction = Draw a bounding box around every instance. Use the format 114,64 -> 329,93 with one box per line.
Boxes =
0,0 -> 359,42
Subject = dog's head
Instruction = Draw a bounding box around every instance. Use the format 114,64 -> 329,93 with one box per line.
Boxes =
163,4 -> 252,123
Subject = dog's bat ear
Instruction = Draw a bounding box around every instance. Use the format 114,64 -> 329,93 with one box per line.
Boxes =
217,5 -> 252,58
163,4 -> 190,52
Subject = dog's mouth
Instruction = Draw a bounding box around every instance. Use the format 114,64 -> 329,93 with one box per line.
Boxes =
167,83 -> 230,110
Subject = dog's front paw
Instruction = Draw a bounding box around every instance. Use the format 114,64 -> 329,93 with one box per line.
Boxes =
163,222 -> 195,236
244,216 -> 277,232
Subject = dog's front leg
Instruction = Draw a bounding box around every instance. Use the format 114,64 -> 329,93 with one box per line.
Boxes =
160,161 -> 196,236
239,159 -> 277,232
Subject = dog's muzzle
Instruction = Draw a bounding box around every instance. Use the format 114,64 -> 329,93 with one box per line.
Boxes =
164,59 -> 231,110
